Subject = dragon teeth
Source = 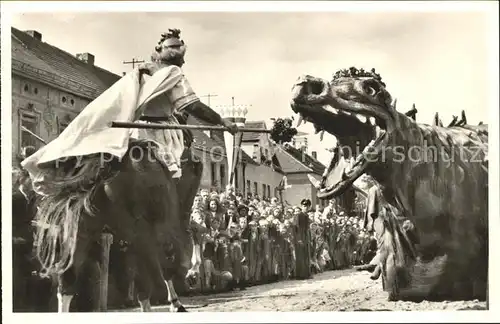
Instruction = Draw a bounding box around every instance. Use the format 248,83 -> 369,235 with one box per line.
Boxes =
320,130 -> 325,141
297,115 -> 304,127
369,117 -> 376,125
345,162 -> 352,174
324,105 -> 338,114
356,114 -> 367,123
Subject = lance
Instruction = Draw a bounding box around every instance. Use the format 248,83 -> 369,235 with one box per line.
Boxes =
21,126 -> 47,145
109,121 -> 271,133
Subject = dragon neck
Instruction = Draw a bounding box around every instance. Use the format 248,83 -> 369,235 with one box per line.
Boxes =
371,112 -> 432,216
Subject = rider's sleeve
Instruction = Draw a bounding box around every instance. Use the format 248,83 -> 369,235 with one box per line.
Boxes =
168,66 -> 200,112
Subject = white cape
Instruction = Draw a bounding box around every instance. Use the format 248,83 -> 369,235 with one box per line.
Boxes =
21,66 -> 184,178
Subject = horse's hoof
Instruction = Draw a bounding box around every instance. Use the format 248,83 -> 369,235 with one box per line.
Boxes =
176,305 -> 188,312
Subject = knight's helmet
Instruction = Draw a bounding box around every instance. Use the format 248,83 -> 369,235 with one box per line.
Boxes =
152,28 -> 187,67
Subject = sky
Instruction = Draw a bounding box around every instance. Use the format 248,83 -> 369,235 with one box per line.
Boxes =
11,10 -> 495,165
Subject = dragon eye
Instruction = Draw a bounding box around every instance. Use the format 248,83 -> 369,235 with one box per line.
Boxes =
367,87 -> 377,96
363,80 -> 381,96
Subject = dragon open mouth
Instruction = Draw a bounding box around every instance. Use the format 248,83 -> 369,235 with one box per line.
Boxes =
319,124 -> 387,199
290,74 -> 390,199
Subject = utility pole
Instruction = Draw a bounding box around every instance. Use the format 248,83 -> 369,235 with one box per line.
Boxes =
123,58 -> 145,69
231,96 -> 235,106
200,93 -> 218,107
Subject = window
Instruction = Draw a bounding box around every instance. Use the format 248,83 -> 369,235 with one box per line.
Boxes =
246,180 -> 251,196
262,184 -> 266,199
56,117 -> 70,134
62,96 -> 67,104
220,164 -> 226,188
252,144 -> 259,160
211,163 -> 217,187
34,87 -> 39,95
57,118 -> 69,134
70,98 -> 75,106
267,185 -> 271,199
19,110 -> 40,150
253,182 -> 258,196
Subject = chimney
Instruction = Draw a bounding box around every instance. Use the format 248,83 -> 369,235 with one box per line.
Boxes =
311,151 -> 317,159
76,52 -> 95,65
24,30 -> 42,41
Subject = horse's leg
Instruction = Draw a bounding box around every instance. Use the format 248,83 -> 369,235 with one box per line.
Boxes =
186,242 -> 202,279
163,278 -> 186,312
131,218 -> 185,312
57,234 -> 94,312
134,256 -> 153,312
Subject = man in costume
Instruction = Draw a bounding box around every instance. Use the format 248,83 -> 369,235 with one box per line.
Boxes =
294,199 -> 312,279
134,28 -> 237,178
19,30 -> 238,308
21,28 -> 237,188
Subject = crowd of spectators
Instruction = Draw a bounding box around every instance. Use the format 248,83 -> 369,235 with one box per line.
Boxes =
12,180 -> 378,310
184,185 -> 377,294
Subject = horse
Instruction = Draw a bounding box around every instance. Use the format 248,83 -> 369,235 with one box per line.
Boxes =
17,132 -> 204,312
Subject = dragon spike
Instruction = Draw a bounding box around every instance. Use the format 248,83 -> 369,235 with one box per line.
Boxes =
404,103 -> 418,121
296,114 -> 303,127
448,115 -> 458,127
434,112 -> 440,126
461,110 -> 467,125
392,98 -> 397,109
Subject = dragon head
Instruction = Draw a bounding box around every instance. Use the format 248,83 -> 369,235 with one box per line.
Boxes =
291,67 -> 397,199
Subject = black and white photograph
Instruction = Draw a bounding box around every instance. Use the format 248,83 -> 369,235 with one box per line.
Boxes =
1,1 -> 499,322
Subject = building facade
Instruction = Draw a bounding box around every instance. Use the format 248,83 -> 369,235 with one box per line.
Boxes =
274,143 -> 328,208
11,27 -> 229,191
11,27 -> 325,205
239,121 -> 285,200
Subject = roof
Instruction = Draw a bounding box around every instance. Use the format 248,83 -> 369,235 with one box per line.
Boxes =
188,116 -> 226,157
240,149 -> 260,166
274,144 -> 325,175
242,120 -> 267,142
189,116 -> 260,165
11,27 -> 121,99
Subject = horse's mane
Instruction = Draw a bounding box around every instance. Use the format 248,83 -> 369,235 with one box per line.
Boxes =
33,140 -> 157,277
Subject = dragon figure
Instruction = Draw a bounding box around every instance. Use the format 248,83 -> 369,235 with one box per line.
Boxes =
290,67 -> 488,301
